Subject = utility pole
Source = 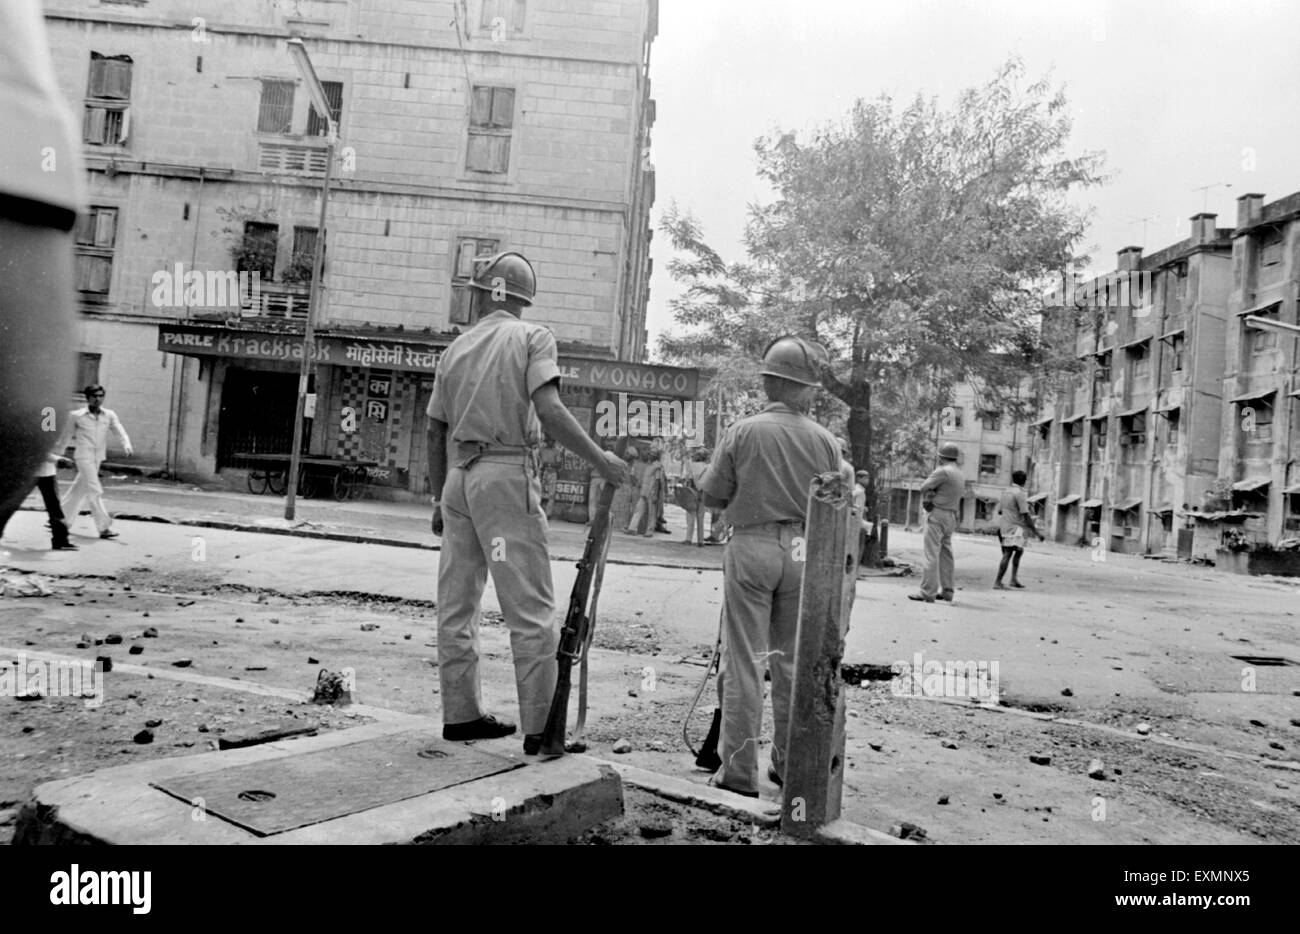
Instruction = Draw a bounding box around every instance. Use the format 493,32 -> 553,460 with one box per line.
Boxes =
284,38 -> 337,521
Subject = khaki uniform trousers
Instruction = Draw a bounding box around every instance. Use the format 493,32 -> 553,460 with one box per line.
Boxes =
62,457 -> 111,534
437,456 -> 556,734
920,506 -> 957,598
717,521 -> 802,794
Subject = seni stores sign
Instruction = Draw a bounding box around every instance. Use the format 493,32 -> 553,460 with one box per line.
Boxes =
158,324 -> 699,397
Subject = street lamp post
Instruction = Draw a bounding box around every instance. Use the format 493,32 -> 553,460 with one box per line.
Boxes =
284,38 -> 336,521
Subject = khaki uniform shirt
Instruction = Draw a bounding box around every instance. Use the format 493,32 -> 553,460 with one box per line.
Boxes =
698,402 -> 841,528
921,462 -> 964,511
426,309 -> 561,447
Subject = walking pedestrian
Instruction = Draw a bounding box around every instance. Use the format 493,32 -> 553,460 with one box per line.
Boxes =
994,469 -> 1045,589
0,444 -> 76,551
908,441 -> 964,603
425,251 -> 627,754
59,385 -> 132,539
624,446 -> 663,537
697,335 -> 840,797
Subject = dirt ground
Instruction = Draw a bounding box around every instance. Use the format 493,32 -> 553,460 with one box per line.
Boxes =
2,562 -> 1297,845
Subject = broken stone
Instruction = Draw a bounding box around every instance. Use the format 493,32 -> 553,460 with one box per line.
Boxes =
172,658 -> 193,668
197,724 -> 209,733
941,740 -> 958,750
1269,741 -> 1285,750
848,709 -> 860,718
612,738 -> 632,754
992,792 -> 1004,800
142,627 -> 158,638
142,611 -> 149,617
245,665 -> 267,671
1061,687 -> 1073,697
868,742 -> 884,752
1136,723 -> 1151,736
311,669 -> 353,706
937,795 -> 949,805
104,633 -> 122,644
307,657 -> 319,665
235,617 -> 245,623
360,623 -> 380,632
145,719 -> 163,728
1088,759 -> 1106,780
96,655 -> 112,673
133,729 -> 154,744
889,821 -> 928,842
639,821 -> 672,839
404,634 -> 412,640
1250,719 -> 1267,728
75,642 -> 88,649
564,740 -> 588,753
627,689 -> 638,698
129,644 -> 143,655
1029,753 -> 1051,765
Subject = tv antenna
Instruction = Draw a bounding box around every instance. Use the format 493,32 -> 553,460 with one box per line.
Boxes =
1191,182 -> 1232,212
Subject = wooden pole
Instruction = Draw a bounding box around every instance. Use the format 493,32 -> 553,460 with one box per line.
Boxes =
781,467 -> 860,838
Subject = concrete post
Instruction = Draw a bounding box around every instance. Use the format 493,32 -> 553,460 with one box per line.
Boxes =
781,468 -> 859,838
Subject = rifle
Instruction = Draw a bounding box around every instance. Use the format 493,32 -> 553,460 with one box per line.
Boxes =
539,436 -> 628,757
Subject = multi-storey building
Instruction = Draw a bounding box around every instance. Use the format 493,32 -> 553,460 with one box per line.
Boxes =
1030,214 -> 1234,556
46,0 -> 679,507
1218,191 -> 1300,545
884,377 -> 1034,532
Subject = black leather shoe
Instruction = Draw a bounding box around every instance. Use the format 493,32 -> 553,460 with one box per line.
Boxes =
937,591 -> 954,602
442,713 -> 516,741
523,733 -> 543,755
51,542 -> 78,551
99,530 -> 119,540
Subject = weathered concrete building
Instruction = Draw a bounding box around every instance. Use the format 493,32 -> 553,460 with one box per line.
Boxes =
884,377 -> 1034,532
46,0 -> 670,502
1029,216 -> 1234,556
1217,191 -> 1300,548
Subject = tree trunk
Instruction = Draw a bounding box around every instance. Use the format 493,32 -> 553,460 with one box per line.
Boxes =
846,382 -> 883,568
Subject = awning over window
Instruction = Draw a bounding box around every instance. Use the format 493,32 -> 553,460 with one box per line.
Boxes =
1121,335 -> 1152,349
1056,494 -> 1081,506
1082,498 -> 1104,508
1116,404 -> 1148,419
1155,401 -> 1181,415
1028,492 -> 1048,503
1232,477 -> 1271,492
1151,504 -> 1174,515
1030,414 -> 1054,427
1286,482 -> 1300,495
1231,388 -> 1276,405
1061,413 -> 1086,424
1115,498 -> 1142,511
1158,328 -> 1185,343
1238,298 -> 1282,317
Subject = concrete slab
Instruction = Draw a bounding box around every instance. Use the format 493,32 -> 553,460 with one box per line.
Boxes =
13,723 -> 623,845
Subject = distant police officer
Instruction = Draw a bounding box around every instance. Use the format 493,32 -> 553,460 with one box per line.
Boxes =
425,251 -> 627,753
909,441 -> 965,603
697,336 -> 841,796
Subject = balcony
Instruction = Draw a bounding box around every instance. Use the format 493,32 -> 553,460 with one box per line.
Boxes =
257,142 -> 329,176
240,281 -> 310,321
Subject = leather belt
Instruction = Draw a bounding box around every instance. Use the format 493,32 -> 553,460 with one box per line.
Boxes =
453,441 -> 534,470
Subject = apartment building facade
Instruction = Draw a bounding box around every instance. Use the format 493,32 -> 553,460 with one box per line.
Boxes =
1030,215 -> 1234,556
1218,191 -> 1300,546
45,0 -> 672,503
884,378 -> 1034,532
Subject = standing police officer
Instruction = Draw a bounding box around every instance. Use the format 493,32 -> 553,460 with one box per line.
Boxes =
909,441 -> 964,603
697,336 -> 841,797
425,251 -> 627,753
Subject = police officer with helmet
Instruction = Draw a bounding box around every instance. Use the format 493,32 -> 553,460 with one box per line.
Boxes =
696,335 -> 842,797
909,440 -> 964,603
425,251 -> 627,754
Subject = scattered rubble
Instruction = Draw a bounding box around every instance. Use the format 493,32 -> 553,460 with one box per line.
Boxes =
1088,759 -> 1106,780
1029,753 -> 1051,765
133,729 -> 154,744
612,738 -> 633,754
171,658 -> 193,668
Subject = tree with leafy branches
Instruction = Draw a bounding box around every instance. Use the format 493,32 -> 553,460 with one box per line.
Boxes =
658,59 -> 1105,562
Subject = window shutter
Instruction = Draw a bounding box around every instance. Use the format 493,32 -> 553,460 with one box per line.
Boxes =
450,285 -> 473,324
83,106 -> 106,144
88,56 -> 107,97
487,134 -> 510,172
258,80 -> 295,133
94,209 -> 117,247
103,59 -> 132,100
490,88 -> 515,127
470,87 -> 493,127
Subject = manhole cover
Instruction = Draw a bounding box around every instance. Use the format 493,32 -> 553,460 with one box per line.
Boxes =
152,731 -> 521,836
1231,655 -> 1298,667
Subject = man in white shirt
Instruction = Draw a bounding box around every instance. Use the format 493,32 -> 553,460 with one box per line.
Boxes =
59,385 -> 132,539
